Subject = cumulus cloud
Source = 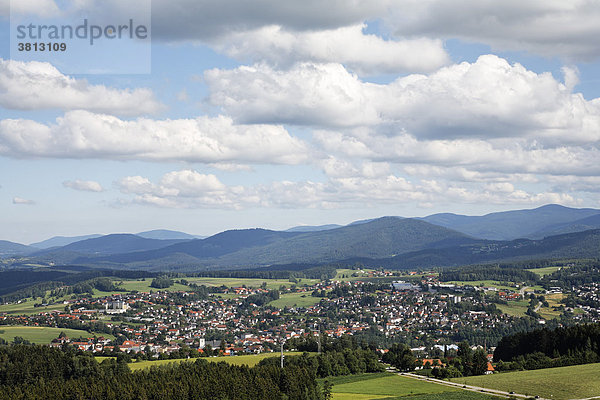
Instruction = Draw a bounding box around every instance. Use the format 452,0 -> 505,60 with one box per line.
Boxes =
0,59 -> 163,116
0,111 -> 308,164
215,24 -> 449,75
387,0 -> 600,60
63,180 -> 104,192
12,196 -> 35,205
206,55 -> 600,144
115,167 -> 581,211
314,130 -> 600,177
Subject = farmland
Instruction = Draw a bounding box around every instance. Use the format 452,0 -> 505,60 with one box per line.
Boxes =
451,362 -> 600,400
127,352 -> 305,371
324,373 -> 496,400
0,326 -> 114,344
268,291 -> 322,308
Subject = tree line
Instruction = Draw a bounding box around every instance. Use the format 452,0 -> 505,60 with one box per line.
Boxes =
494,322 -> 600,370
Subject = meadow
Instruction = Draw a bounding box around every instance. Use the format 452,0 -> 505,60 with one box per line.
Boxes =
268,291 -> 322,308
451,362 -> 600,399
324,373 -> 496,400
185,277 -> 319,289
0,325 -> 114,343
127,352 -> 305,371
526,266 -> 561,277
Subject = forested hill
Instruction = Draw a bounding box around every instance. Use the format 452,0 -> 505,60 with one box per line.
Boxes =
334,228 -> 600,269
88,217 -> 474,268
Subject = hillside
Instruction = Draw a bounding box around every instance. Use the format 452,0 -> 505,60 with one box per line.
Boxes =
0,240 -> 37,257
422,204 -> 600,240
530,213 -> 600,238
212,217 -> 473,267
342,228 -> 600,269
29,234 -> 102,249
33,234 -> 189,257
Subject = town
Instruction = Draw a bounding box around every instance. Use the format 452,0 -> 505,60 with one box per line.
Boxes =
2,267 -> 598,362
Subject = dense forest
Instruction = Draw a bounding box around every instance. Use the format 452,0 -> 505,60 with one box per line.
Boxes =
0,345 -> 325,399
494,322 -> 600,370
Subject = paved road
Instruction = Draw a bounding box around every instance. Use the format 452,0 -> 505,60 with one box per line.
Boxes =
396,371 -> 548,399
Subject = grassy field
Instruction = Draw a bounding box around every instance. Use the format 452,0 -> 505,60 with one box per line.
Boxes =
497,293 -> 564,319
325,373 -> 495,400
128,352 -> 304,371
334,269 -> 383,282
117,278 -> 191,292
0,298 -> 66,315
448,280 -> 517,291
526,266 -> 561,277
184,277 -> 319,290
451,362 -> 600,399
269,292 -> 322,308
496,300 -> 530,317
0,326 -> 114,343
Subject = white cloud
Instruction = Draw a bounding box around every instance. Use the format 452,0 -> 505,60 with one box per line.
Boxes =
0,59 -> 164,116
205,63 -> 381,127
115,167 -> 581,211
215,24 -> 449,75
12,196 -> 35,205
387,0 -> 600,60
63,180 -> 104,192
206,55 -> 600,144
314,130 -> 600,177
0,111 -> 308,164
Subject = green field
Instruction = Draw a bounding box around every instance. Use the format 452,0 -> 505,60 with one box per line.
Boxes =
117,278 -> 191,292
334,269 -> 378,282
185,277 -> 319,289
325,373 -> 495,400
0,326 -> 114,343
269,292 -> 322,308
448,280 -> 517,291
526,266 -> 561,277
128,352 -> 304,371
497,293 -> 564,320
451,362 -> 600,399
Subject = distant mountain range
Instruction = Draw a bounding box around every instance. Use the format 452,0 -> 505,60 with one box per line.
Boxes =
420,204 -> 600,240
2,204 -> 600,269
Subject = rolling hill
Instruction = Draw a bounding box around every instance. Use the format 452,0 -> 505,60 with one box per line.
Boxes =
32,234 -> 189,257
421,204 -> 600,240
0,240 -> 37,257
339,228 -> 600,269
85,217 -> 474,269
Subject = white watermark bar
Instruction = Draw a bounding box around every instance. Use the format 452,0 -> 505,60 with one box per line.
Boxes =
9,0 -> 151,74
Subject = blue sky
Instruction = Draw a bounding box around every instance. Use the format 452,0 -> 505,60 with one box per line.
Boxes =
1,0 -> 600,244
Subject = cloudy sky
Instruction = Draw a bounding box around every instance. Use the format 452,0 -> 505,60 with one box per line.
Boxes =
1,0 -> 600,244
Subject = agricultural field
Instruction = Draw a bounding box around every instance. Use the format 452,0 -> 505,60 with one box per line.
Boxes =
116,278 -> 190,292
447,280 -> 517,291
128,352 -> 304,371
0,326 -> 114,344
269,291 -> 322,308
0,298 -> 66,315
324,373 -> 495,400
451,362 -> 600,400
496,293 -> 564,320
526,266 -> 561,277
184,277 -> 318,289
334,269 -> 377,282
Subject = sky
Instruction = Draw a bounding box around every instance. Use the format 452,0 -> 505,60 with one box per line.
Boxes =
1,0 -> 600,244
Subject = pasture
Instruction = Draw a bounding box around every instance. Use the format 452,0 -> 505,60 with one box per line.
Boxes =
325,373 -> 496,400
128,352 -> 304,371
269,292 -> 322,308
451,362 -> 600,400
0,325 -> 114,343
